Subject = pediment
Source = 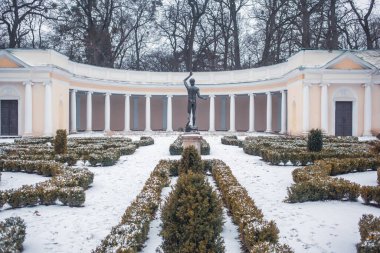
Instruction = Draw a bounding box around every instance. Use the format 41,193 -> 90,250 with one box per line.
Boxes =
324,52 -> 375,70
0,50 -> 29,68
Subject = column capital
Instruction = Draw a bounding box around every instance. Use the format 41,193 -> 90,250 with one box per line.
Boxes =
105,92 -> 111,96
23,80 -> 33,86
362,82 -> 373,88
71,89 -> 77,93
280,90 -> 287,94
320,83 -> 330,87
43,80 -> 52,86
167,94 -> 173,98
229,94 -> 235,97
266,91 -> 272,95
87,91 -> 93,95
145,94 -> 152,98
124,93 -> 131,97
248,93 -> 256,97
209,94 -> 215,98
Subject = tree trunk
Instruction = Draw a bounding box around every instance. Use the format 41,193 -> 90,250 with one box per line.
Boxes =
230,0 -> 241,69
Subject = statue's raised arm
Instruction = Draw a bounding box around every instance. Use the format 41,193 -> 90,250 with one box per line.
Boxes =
183,72 -> 192,89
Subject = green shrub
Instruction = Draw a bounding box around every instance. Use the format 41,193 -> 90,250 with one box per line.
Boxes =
357,214 -> 380,253
161,172 -> 224,253
0,191 -> 9,209
378,168 -> 380,185
54,129 -> 67,154
178,146 -> 203,175
211,160 -> 283,252
221,136 -> 243,147
58,187 -> 85,207
0,217 -> 26,252
286,178 -> 360,203
169,136 -> 210,155
249,242 -> 294,253
37,186 -> 59,205
360,186 -> 380,205
307,129 -> 323,152
8,185 -> 39,208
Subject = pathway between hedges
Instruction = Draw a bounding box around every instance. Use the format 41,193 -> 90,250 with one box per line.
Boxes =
0,135 -> 177,253
204,136 -> 380,253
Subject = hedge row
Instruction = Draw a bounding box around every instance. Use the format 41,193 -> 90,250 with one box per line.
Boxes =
169,135 -> 210,155
94,160 -> 170,253
288,157 -> 380,204
357,214 -> 380,253
211,159 -> 293,253
0,160 -> 93,209
221,135 -> 243,147
14,137 -> 53,145
243,136 -> 371,166
0,217 -> 26,253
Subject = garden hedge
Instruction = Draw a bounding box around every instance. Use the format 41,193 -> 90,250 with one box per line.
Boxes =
221,135 -> 243,147
0,217 -> 26,253
357,214 -> 380,253
211,159 -> 292,252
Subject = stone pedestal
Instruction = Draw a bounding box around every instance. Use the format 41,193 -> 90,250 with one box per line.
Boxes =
182,132 -> 203,155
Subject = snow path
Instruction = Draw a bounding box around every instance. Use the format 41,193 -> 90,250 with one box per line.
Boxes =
334,171 -> 378,186
204,136 -> 380,253
0,172 -> 49,191
0,135 -> 176,253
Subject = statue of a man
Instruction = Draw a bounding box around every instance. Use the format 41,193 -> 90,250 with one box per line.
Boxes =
183,72 -> 207,132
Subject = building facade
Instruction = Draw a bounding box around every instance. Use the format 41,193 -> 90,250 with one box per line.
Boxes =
0,49 -> 379,137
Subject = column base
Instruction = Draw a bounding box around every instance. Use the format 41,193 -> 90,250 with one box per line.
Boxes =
362,131 -> 372,137
279,130 -> 287,135
23,132 -> 33,137
265,130 -> 272,133
228,129 -> 236,132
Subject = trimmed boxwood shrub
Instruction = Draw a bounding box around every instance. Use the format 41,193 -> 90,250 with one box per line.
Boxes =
286,177 -> 360,203
307,129 -> 323,152
161,171 -> 224,253
178,146 -> 204,175
0,217 -> 26,253
58,187 -> 85,207
8,185 -> 40,208
54,129 -> 67,154
360,186 -> 380,205
211,160 -> 292,252
221,135 -> 243,147
357,214 -> 380,253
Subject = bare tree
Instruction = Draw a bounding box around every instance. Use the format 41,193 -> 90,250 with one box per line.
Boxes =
0,0 -> 56,48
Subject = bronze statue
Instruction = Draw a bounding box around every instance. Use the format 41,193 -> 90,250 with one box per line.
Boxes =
183,72 -> 207,132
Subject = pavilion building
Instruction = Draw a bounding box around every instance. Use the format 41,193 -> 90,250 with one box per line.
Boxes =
0,49 -> 379,137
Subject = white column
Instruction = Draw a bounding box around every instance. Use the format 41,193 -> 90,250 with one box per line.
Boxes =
266,92 -> 272,133
280,90 -> 287,134
43,81 -> 53,136
124,94 -> 131,132
86,91 -> 93,132
24,81 -> 33,135
320,83 -> 329,134
70,89 -> 77,133
166,95 -> 173,132
229,94 -> 236,132
248,93 -> 255,132
105,92 -> 111,132
145,94 -> 151,131
302,84 -> 310,133
209,95 -> 215,132
363,83 -> 372,136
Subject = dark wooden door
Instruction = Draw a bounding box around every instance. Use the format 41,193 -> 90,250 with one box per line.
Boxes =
1,100 -> 18,136
335,101 -> 352,136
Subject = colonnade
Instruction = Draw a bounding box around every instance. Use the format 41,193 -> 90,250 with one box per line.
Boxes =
70,90 -> 288,133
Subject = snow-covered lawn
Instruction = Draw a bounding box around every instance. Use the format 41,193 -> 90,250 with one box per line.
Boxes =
0,172 -> 49,191
0,134 -> 379,253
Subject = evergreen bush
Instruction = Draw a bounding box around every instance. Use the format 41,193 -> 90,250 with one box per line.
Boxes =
357,214 -> 380,253
54,129 -> 67,154
178,146 -> 204,175
0,217 -> 26,252
161,171 -> 224,253
307,129 -> 323,152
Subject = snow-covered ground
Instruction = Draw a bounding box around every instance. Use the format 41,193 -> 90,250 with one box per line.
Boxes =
0,134 -> 379,253
0,172 -> 49,191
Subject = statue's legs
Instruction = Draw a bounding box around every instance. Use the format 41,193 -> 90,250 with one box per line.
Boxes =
192,103 -> 197,126
186,102 -> 192,127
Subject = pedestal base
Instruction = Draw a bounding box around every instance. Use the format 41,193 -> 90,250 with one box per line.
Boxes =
182,132 -> 203,155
